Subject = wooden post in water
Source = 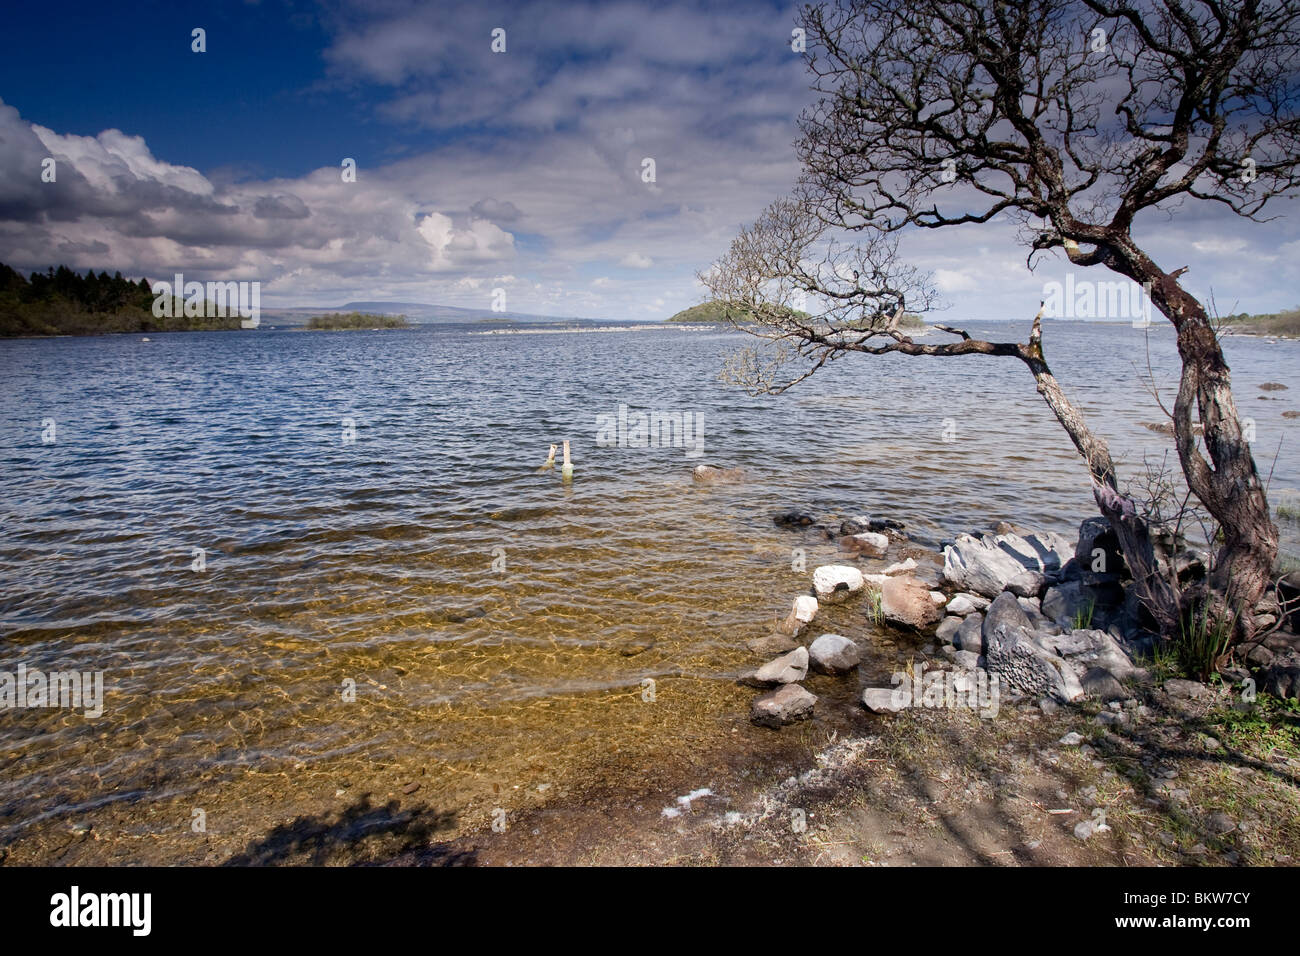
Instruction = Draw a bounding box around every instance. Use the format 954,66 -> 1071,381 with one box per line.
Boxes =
541,444 -> 556,470
561,440 -> 573,481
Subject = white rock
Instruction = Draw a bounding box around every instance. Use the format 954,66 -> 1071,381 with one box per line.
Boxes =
882,558 -> 917,575
930,590 -> 947,606
780,595 -> 819,635
862,687 -> 909,714
813,564 -> 865,604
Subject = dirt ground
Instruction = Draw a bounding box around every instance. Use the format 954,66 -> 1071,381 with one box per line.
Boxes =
374,674 -> 1300,867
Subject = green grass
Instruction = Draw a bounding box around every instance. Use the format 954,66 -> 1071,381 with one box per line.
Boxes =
1205,694 -> 1300,759
1177,602 -> 1235,680
1072,598 -> 1095,631
865,588 -> 884,626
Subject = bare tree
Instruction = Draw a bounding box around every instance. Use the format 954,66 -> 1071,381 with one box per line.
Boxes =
706,0 -> 1300,644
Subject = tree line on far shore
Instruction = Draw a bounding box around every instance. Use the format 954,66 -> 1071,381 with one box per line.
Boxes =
0,262 -> 241,336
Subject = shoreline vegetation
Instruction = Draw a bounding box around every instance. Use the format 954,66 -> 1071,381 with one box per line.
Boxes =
1219,307 -> 1300,339
303,311 -> 410,330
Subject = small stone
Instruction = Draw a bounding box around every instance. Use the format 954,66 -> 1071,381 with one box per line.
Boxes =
862,687 -> 908,714
402,782 -> 421,795
936,616 -> 962,646
882,558 -> 917,575
746,633 -> 798,656
956,613 -> 984,654
751,683 -> 817,728
1059,732 -> 1085,746
808,633 -> 862,675
749,646 -> 809,685
780,595 -> 819,635
1164,678 -> 1209,699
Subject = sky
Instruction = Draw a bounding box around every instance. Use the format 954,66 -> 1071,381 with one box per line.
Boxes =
1,0 -> 1298,321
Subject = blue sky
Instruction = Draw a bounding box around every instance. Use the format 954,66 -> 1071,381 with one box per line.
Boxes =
1,0 -> 1298,320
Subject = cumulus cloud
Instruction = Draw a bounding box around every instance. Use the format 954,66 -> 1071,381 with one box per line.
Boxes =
0,0 -> 1297,320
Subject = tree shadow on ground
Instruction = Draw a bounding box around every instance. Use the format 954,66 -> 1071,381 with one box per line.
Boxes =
223,795 -> 476,866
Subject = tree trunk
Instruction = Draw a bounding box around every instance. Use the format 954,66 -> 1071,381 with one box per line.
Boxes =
1131,249 -> 1279,642
1020,310 -> 1182,636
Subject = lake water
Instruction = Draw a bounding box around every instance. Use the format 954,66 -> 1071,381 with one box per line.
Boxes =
1,320 -> 1297,862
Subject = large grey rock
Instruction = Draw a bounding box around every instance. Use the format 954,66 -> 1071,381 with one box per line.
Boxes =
879,575 -> 942,630
808,633 -> 862,674
942,529 -> 1074,598
751,683 -> 817,727
751,646 -> 809,685
813,564 -> 866,604
1064,628 -> 1140,680
984,623 -> 1084,702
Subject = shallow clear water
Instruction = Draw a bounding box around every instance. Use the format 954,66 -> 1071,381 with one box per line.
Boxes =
0,320 -> 1296,861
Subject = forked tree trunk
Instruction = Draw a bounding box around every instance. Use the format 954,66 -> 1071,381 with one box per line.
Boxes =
1128,250 -> 1279,643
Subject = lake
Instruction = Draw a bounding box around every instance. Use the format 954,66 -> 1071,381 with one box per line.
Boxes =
1,320 -> 1297,862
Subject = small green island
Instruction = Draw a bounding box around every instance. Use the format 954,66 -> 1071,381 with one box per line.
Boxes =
305,311 -> 411,330
667,299 -> 925,329
0,262 -> 242,337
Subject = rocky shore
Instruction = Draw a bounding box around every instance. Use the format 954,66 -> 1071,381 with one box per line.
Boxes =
743,506 -> 1300,731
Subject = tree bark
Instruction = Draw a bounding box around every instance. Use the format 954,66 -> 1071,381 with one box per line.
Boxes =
1098,243 -> 1280,642
1020,309 -> 1182,636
